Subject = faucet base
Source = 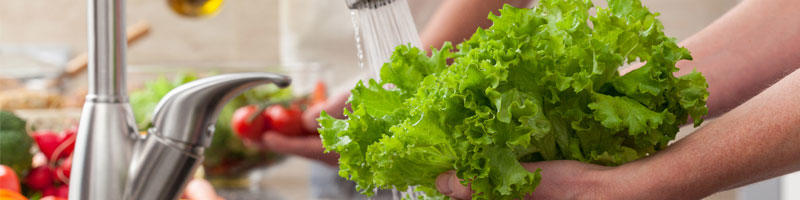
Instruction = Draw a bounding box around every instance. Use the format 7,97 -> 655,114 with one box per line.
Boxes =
124,135 -> 203,200
69,101 -> 138,200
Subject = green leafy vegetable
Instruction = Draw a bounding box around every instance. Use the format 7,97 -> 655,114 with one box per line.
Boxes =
319,0 -> 709,199
0,111 -> 33,176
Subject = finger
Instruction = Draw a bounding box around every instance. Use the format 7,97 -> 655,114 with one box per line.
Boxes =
262,132 -> 321,155
302,92 -> 351,132
241,139 -> 264,150
261,132 -> 339,166
435,170 -> 472,200
325,91 -> 352,119
302,103 -> 326,131
184,179 -> 221,200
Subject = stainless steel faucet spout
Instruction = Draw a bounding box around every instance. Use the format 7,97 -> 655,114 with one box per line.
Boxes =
149,73 -> 290,147
123,73 -> 290,200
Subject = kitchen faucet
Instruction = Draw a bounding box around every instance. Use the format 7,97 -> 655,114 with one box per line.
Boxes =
68,0 -> 290,199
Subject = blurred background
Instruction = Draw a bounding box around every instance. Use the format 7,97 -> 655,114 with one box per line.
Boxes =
1,0 -> 796,199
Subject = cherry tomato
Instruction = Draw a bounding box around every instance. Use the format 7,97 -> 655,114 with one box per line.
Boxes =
263,104 -> 305,137
24,166 -> 54,191
231,105 -> 269,141
0,165 -> 20,193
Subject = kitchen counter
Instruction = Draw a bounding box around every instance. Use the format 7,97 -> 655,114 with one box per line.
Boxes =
218,156 -> 312,200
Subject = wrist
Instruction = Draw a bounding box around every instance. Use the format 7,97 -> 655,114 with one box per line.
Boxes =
588,162 -> 657,200
599,159 -> 714,200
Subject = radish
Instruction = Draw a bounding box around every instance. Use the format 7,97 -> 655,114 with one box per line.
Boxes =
32,132 -> 61,162
24,166 -> 54,190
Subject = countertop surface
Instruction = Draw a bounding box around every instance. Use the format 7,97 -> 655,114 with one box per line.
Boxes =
218,156 -> 312,200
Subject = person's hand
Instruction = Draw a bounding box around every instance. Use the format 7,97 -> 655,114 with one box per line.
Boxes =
435,160 -> 637,200
249,92 -> 351,166
301,92 -> 351,131
182,178 -> 224,200
258,132 -> 339,166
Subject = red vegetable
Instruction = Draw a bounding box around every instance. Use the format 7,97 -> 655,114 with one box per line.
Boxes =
32,132 -> 61,162
231,105 -> 269,141
0,165 -> 20,193
57,185 -> 69,198
310,81 -> 327,106
24,166 -> 54,190
55,157 -> 72,185
32,128 -> 76,162
56,126 -> 78,159
263,104 -> 305,137
42,185 -> 68,198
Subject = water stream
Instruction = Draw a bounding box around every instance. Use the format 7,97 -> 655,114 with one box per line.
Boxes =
349,0 -> 422,79
348,0 -> 428,199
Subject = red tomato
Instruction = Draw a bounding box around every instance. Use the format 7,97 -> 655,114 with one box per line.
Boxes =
40,196 -> 66,200
24,166 -> 54,190
0,165 -> 20,193
231,105 -> 269,141
263,104 -> 305,137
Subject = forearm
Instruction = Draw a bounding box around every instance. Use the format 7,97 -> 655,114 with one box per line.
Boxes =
675,0 -> 800,117
419,0 -> 532,49
617,69 -> 800,199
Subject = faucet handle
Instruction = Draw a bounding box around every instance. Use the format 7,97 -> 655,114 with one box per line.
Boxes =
149,73 -> 290,147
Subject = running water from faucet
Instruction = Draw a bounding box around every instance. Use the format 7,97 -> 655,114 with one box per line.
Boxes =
347,0 -> 426,199
348,0 -> 422,79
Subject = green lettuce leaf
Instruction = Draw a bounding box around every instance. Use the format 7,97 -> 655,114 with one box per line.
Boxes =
320,0 -> 709,199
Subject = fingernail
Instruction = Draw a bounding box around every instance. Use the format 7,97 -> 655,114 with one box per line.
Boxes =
436,171 -> 454,195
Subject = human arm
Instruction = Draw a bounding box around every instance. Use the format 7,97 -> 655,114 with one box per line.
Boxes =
615,68 -> 800,199
436,0 -> 800,198
437,68 -> 800,200
663,0 -> 800,117
419,0 -> 532,50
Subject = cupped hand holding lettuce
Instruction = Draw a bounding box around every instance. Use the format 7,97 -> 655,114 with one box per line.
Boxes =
318,0 -> 709,199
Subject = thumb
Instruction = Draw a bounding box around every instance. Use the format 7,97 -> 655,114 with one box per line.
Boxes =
435,171 -> 472,200
184,179 -> 222,200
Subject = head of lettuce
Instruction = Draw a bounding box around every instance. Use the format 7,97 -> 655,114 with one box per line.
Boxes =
318,0 -> 709,199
